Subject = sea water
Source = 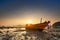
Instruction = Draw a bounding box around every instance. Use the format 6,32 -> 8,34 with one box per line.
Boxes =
0,28 -> 60,40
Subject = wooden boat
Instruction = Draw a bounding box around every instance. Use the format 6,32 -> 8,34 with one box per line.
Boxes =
26,18 -> 50,31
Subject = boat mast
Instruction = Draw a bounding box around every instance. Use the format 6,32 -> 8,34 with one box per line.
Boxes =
40,18 -> 42,23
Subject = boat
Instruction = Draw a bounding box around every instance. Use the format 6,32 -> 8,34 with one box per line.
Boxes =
26,18 -> 50,31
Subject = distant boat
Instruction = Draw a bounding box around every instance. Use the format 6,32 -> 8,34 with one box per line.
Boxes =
26,18 -> 50,31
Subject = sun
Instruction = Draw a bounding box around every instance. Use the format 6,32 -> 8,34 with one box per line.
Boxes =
27,20 -> 33,24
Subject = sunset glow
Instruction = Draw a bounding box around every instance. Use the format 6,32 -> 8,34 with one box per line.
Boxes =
0,0 -> 60,26
27,20 -> 33,24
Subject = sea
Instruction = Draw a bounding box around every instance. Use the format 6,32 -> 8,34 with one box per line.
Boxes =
0,27 -> 60,40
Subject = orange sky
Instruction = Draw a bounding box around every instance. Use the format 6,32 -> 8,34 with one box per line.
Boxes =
0,15 -> 60,26
0,10 -> 60,26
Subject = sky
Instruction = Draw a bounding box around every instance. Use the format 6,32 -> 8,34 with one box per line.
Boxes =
0,0 -> 60,26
